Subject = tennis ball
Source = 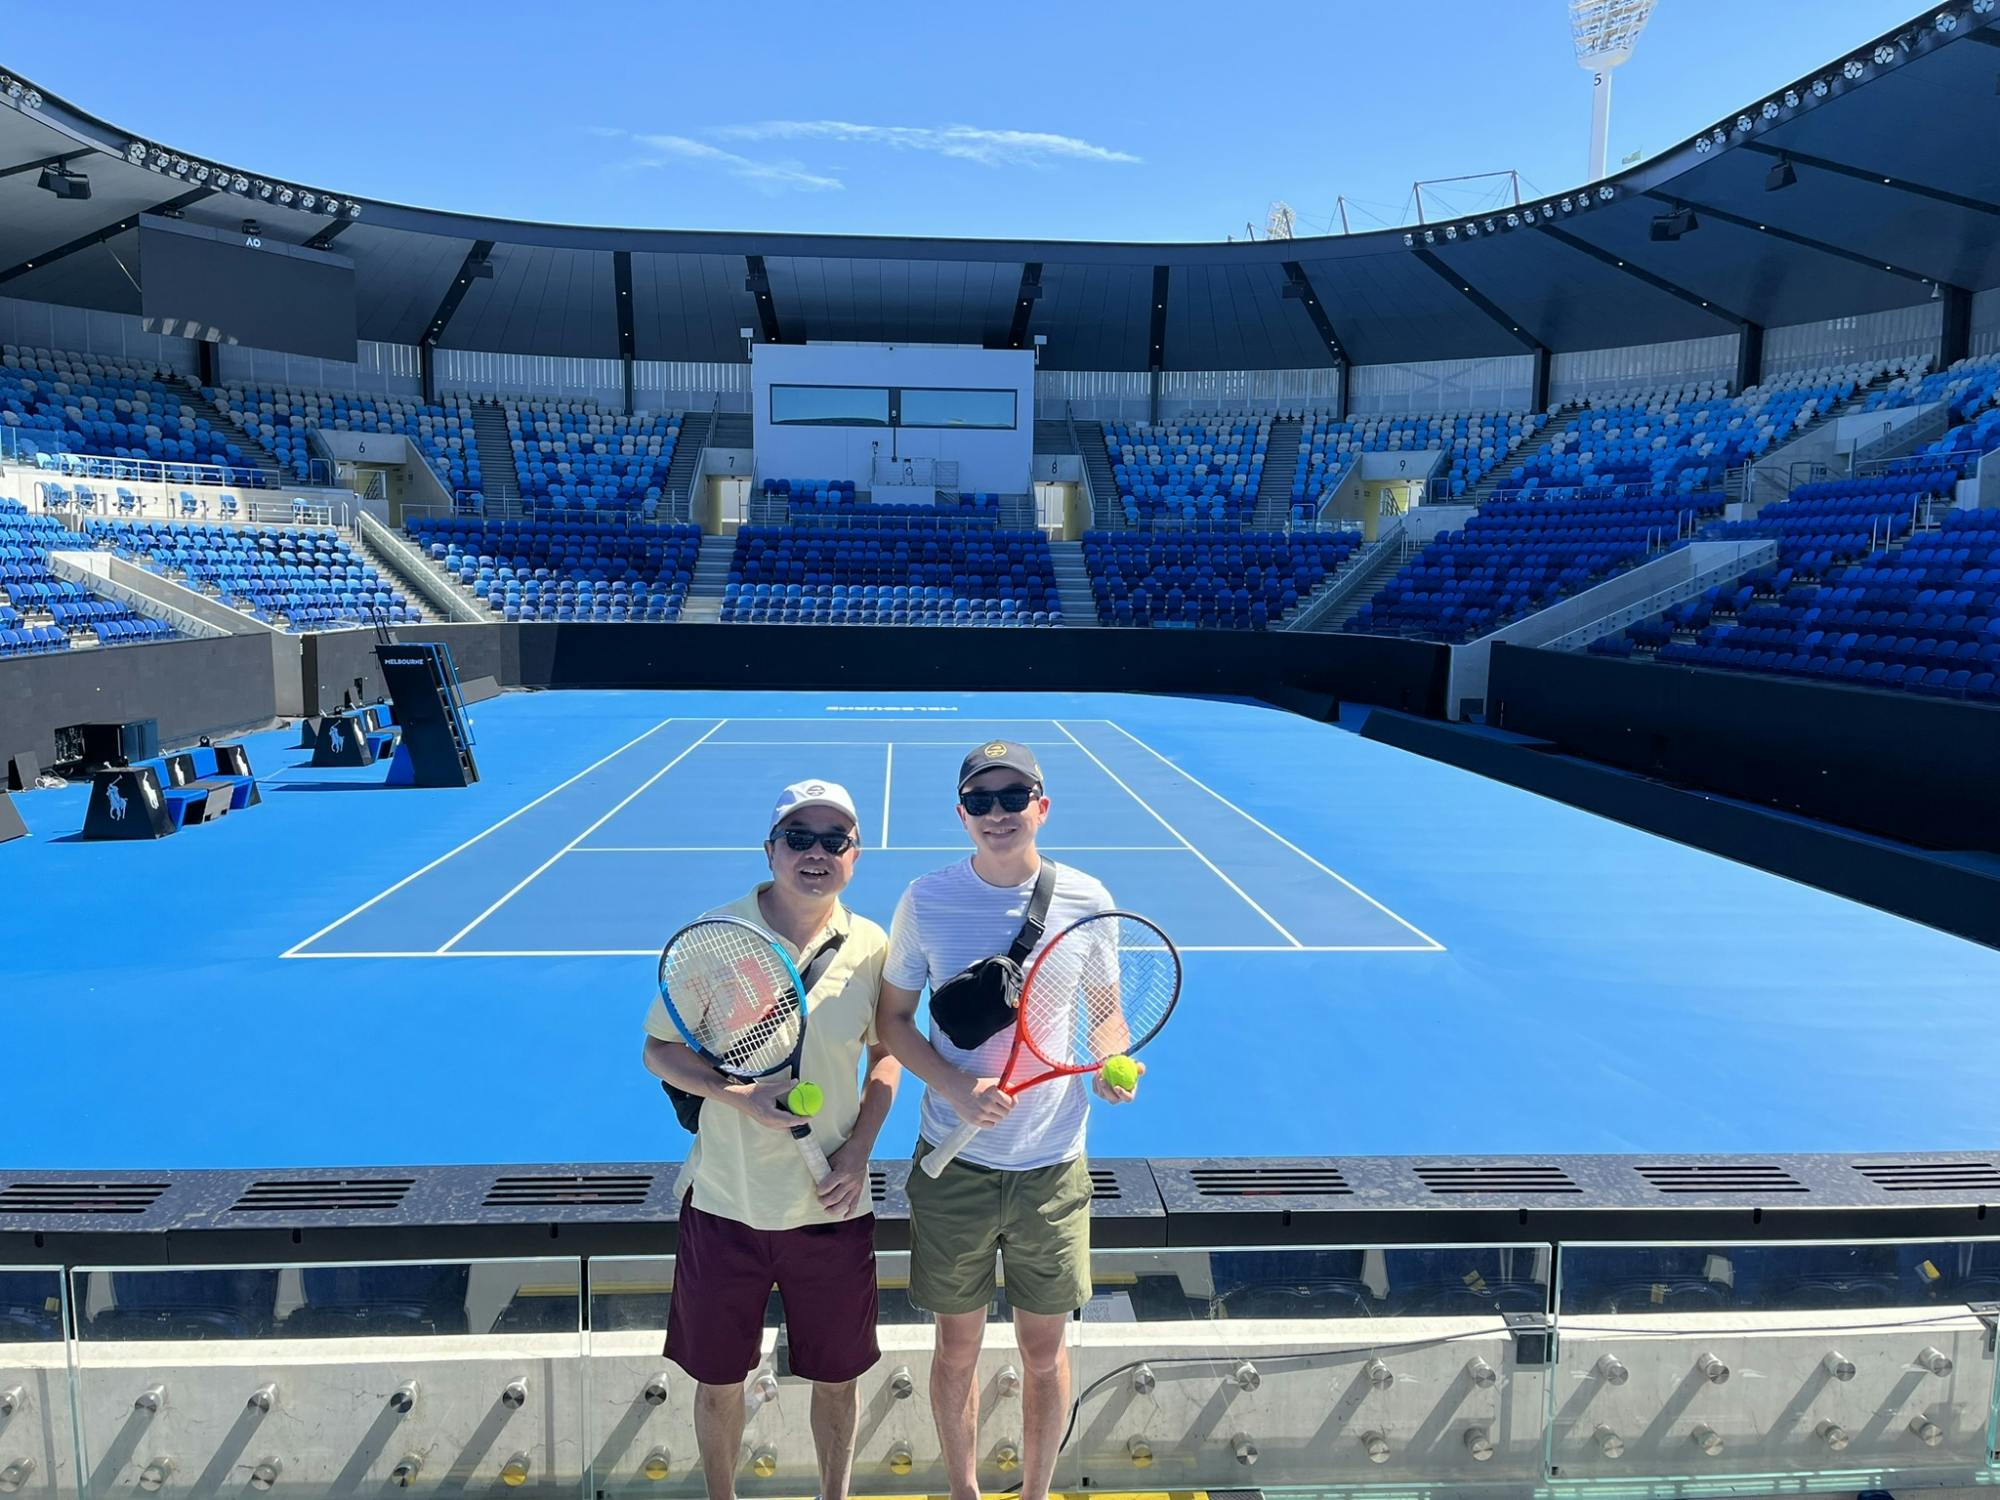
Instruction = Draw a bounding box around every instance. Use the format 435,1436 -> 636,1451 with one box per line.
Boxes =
1100,1055 -> 1140,1093
787,1080 -> 824,1118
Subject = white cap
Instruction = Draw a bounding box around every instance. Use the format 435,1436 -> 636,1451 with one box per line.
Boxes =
769,779 -> 859,831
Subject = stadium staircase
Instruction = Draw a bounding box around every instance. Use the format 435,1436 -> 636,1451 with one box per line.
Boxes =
470,403 -> 521,508
680,534 -> 736,622
175,381 -> 287,489
709,412 -> 752,449
663,411 -> 711,521
1047,541 -> 1099,627
1252,417 -> 1302,529
1454,401 -> 1580,508
1290,527 -> 1422,632
1032,418 -> 1075,454
1081,423 -> 1122,531
347,519 -> 454,624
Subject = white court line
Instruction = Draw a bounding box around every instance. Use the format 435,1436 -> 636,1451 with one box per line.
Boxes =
1102,719 -> 1446,952
1051,719 -> 1302,949
280,715 -> 683,959
436,720 -> 727,953
880,743 -> 893,849
572,844 -> 1189,854
285,944 -> 1396,960
706,739 -> 1073,747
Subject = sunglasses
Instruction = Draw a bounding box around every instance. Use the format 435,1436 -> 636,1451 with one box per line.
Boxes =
772,827 -> 857,855
959,784 -> 1040,817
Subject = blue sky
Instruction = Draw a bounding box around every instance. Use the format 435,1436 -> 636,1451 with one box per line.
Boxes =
8,0 -> 1920,241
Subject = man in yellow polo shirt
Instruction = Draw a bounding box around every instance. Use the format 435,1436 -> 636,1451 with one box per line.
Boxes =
642,779 -> 897,1500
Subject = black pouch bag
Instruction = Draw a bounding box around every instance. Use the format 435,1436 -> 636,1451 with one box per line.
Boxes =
661,930 -> 848,1133
928,860 -> 1058,1051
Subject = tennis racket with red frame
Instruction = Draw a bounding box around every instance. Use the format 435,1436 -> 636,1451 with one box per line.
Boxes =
920,911 -> 1180,1177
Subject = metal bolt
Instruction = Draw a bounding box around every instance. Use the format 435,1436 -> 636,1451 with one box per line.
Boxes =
1695,1351 -> 1730,1384
390,1454 -> 423,1488
134,1385 -> 167,1415
642,1374 -> 670,1407
1365,1357 -> 1394,1391
1360,1430 -> 1390,1465
997,1365 -> 1022,1398
249,1460 -> 281,1492
501,1379 -> 528,1411
1127,1437 -> 1153,1468
640,1448 -> 671,1483
1910,1415 -> 1945,1447
139,1458 -> 174,1492
1131,1363 -> 1156,1396
0,1460 -> 36,1495
1594,1425 -> 1625,1459
887,1444 -> 913,1477
750,1371 -> 779,1408
1232,1433 -> 1259,1467
389,1381 -> 419,1415
1231,1360 -> 1259,1392
500,1453 -> 530,1488
0,1388 -> 21,1419
888,1366 -> 914,1401
1917,1345 -> 1954,1377
1464,1356 -> 1497,1389
749,1448 -> 777,1479
1817,1420 -> 1850,1452
247,1384 -> 279,1415
1822,1351 -> 1856,1381
992,1443 -> 1020,1473
1691,1424 -> 1724,1457
1594,1354 -> 1628,1385
1465,1426 -> 1495,1461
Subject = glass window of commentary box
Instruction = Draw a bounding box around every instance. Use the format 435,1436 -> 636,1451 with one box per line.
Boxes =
769,385 -> 891,427
899,388 -> 1017,430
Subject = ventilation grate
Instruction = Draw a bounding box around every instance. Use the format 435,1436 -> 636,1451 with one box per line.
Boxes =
1088,1168 -> 1123,1201
0,1181 -> 167,1215
1636,1163 -> 1807,1194
1415,1164 -> 1581,1195
229,1178 -> 416,1213
868,1169 -> 888,1205
483,1173 -> 653,1209
1188,1166 -> 1351,1197
1854,1160 -> 2000,1193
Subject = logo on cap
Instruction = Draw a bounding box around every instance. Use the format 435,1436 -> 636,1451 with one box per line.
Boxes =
805,783 -> 825,795
983,742 -> 1008,758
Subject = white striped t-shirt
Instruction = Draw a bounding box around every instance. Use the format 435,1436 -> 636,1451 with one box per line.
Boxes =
884,857 -> 1114,1170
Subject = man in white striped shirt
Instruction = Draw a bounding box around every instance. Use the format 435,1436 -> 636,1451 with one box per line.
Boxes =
877,739 -> 1137,1500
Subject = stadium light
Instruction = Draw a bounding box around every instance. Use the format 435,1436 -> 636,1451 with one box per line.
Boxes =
1571,0 -> 1659,179
36,166 -> 89,201
1765,156 -> 1797,190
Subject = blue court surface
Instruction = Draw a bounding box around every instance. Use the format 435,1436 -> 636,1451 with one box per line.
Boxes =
6,688 -> 1998,1170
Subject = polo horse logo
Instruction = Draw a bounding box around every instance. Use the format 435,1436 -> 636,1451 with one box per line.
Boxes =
140,776 -> 159,809
106,781 -> 129,820
329,724 -> 345,754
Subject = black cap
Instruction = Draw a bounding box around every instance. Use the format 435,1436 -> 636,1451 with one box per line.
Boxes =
958,739 -> 1043,792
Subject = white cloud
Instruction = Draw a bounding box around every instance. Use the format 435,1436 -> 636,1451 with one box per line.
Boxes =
605,130 -> 844,194
711,120 -> 1140,168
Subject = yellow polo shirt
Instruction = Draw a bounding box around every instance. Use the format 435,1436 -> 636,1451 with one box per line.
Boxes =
645,886 -> 887,1231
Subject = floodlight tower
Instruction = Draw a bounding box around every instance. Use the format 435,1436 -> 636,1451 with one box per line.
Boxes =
1266,201 -> 1298,240
1570,0 -> 1659,180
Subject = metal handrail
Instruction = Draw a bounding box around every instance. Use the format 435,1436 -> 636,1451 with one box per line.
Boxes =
1282,515 -> 1407,633
1543,539 -> 1779,653
357,512 -> 485,624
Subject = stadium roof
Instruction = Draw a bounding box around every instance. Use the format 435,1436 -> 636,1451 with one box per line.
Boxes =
0,5 -> 1995,372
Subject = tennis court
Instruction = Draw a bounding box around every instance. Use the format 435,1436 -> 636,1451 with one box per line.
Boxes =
6,687 -> 1998,1169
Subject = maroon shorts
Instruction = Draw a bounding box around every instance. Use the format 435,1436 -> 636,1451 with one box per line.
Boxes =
665,1197 -> 880,1385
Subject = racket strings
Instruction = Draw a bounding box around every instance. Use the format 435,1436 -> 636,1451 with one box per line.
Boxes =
1022,915 -> 1179,1071
660,921 -> 803,1073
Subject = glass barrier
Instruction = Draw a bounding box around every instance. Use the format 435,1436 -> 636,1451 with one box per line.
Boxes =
69,1259 -> 582,1500
0,1268 -> 72,1498
1550,1238 -> 2000,1490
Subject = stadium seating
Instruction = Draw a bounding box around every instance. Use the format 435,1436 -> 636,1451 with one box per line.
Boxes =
1348,492 -> 1703,642
1290,410 -> 1544,519
1597,473 -> 1999,702
1863,352 -> 2000,423
506,402 -> 679,517
1101,417 -> 1267,525
85,519 -> 422,630
723,523 -> 1060,625
407,517 -> 701,622
0,498 -> 177,655
1082,529 -> 1362,629
1,345 -> 262,480
208,385 -> 477,493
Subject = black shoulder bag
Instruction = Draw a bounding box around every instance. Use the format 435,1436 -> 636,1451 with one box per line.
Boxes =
927,859 -> 1059,1051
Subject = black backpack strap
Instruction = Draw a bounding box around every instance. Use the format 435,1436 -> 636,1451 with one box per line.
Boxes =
799,930 -> 847,994
1006,859 -> 1060,966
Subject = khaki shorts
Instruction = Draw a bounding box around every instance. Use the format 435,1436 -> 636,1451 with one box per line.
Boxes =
906,1141 -> 1093,1316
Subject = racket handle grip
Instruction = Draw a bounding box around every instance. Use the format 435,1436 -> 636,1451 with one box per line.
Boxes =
789,1124 -> 832,1185
922,1120 -> 981,1178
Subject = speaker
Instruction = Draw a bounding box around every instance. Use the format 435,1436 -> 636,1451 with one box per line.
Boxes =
6,751 -> 38,791
55,720 -> 159,773
0,790 -> 26,845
